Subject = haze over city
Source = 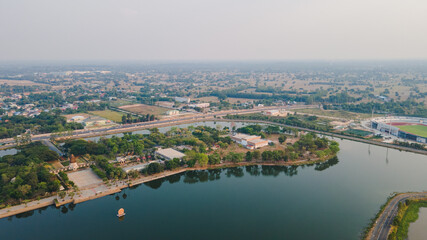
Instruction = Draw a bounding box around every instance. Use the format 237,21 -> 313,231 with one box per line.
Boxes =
0,1 -> 427,240
1,0 -> 427,61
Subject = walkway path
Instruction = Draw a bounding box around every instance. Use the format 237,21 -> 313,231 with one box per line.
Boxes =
0,196 -> 56,219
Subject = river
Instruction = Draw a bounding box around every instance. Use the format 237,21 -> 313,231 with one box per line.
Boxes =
1,137 -> 427,239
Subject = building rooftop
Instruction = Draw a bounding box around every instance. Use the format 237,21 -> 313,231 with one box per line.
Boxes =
156,148 -> 186,159
248,138 -> 268,144
232,133 -> 260,141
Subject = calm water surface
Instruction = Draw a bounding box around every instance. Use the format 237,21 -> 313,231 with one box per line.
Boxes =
1,138 -> 427,240
0,148 -> 17,157
408,208 -> 427,240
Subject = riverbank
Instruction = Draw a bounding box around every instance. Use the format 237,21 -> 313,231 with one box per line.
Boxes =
0,155 -> 332,219
1,116 -> 425,155
365,192 -> 427,240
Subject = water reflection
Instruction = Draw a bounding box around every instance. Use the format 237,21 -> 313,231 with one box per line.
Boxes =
226,168 -> 244,178
314,157 -> 339,171
143,158 -> 339,190
61,206 -> 68,214
386,148 -> 389,164
6,158 -> 340,220
14,210 -> 34,219
59,203 -> 77,215
245,165 -> 260,176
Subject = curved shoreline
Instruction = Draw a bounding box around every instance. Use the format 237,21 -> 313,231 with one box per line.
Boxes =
0,156 -> 334,219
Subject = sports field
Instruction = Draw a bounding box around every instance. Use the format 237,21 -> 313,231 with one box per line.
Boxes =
397,124 -> 427,138
89,110 -> 124,122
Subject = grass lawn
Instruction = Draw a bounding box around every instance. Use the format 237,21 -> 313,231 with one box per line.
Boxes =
397,125 -> 427,138
109,99 -> 136,107
343,129 -> 372,137
119,104 -> 168,116
89,110 -> 125,122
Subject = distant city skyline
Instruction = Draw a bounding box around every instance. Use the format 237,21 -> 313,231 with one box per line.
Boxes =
1,0 -> 427,61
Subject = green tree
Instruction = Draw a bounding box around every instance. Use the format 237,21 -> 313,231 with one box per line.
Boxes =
252,150 -> 261,161
208,152 -> 221,165
245,151 -> 253,162
278,135 -> 287,144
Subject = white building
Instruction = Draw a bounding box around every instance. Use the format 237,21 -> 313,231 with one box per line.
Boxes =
263,110 -> 280,116
174,97 -> 191,103
230,133 -> 269,149
189,103 -> 210,108
155,148 -> 186,160
166,110 -> 180,116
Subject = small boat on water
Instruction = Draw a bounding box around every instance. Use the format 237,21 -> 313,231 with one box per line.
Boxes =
117,208 -> 126,217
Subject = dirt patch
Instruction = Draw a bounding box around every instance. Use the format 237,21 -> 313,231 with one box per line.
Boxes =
62,113 -> 92,121
0,79 -> 47,86
67,169 -> 103,190
119,104 -> 168,116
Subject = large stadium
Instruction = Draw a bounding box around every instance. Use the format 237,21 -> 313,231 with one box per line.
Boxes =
370,116 -> 427,143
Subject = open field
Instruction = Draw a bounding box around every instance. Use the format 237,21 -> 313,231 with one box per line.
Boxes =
343,129 -> 372,137
227,97 -> 256,104
89,110 -> 125,122
397,124 -> 427,138
67,169 -> 103,189
293,108 -> 381,119
62,113 -> 92,121
109,99 -> 137,108
0,79 -> 47,86
195,96 -> 219,102
119,104 -> 169,116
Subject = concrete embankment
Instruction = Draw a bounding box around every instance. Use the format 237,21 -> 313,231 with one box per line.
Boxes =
0,156 -> 332,219
73,188 -> 123,204
0,197 -> 56,219
129,169 -> 188,187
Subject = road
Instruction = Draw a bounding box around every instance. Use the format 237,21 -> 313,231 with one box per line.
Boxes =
0,105 -> 317,146
368,192 -> 427,240
223,119 -> 427,155
1,105 -> 425,155
41,139 -> 64,156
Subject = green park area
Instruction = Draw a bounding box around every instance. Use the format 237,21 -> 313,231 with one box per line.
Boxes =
89,110 -> 125,123
388,199 -> 427,240
343,129 -> 372,137
397,125 -> 427,138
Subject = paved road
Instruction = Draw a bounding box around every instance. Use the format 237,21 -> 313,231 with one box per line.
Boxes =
41,139 -> 64,156
1,105 -> 425,155
224,119 -> 427,155
0,105 -> 316,146
369,192 -> 427,240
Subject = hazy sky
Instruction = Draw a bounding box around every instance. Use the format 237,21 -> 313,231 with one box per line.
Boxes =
1,0 -> 427,61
